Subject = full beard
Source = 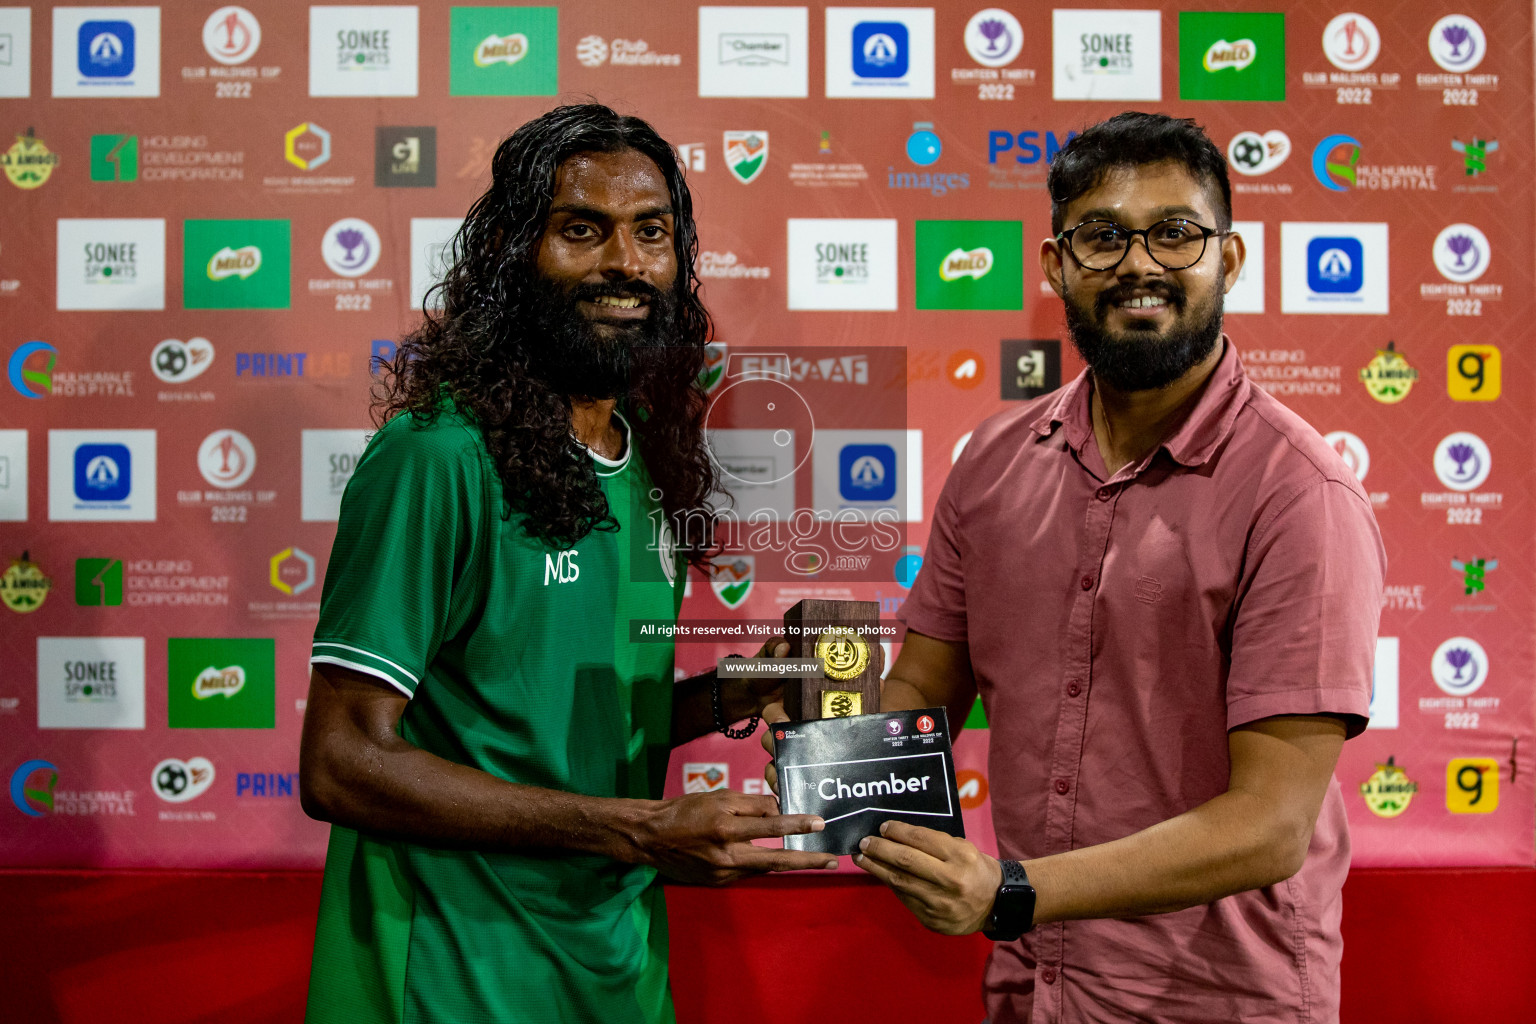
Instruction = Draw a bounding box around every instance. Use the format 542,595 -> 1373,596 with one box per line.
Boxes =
1063,278 -> 1224,392
523,276 -> 679,401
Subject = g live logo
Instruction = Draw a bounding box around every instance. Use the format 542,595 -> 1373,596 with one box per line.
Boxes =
543,548 -> 579,585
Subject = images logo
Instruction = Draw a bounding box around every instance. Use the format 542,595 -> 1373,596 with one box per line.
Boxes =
1227,129 -> 1289,175
78,19 -> 135,79
915,220 -> 1023,310
1360,757 -> 1417,818
1432,224 -> 1489,283
3,129 -> 60,189
1447,344 -> 1499,401
450,6 -> 557,96
321,218 -> 381,278
907,122 -> 940,166
75,558 -> 122,606
10,760 -> 58,816
1451,137 -> 1497,177
197,430 -> 256,488
1429,15 -> 1484,72
724,131 -> 767,184
1433,431 -> 1491,491
8,341 -> 56,398
1312,134 -> 1360,191
1446,758 -> 1499,814
184,220 -> 290,309
203,6 -> 260,65
1431,636 -> 1487,696
153,756 -> 214,802
965,9 -> 1023,67
89,134 -> 137,181
151,337 -> 214,384
1450,557 -> 1497,596
284,122 -> 331,170
1,552 -> 51,613
1322,13 -> 1378,71
1358,342 -> 1417,403
1178,12 -> 1284,101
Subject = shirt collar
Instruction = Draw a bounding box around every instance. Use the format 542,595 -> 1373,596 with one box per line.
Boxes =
586,409 -> 632,476
1028,336 -> 1249,470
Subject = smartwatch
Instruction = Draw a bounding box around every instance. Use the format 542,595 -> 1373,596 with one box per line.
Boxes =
982,859 -> 1037,941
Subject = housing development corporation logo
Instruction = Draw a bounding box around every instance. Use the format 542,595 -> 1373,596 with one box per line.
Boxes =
1178,12 -> 1285,101
449,6 -> 556,96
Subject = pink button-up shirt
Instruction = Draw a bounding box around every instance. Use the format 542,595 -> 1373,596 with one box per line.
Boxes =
901,339 -> 1385,1024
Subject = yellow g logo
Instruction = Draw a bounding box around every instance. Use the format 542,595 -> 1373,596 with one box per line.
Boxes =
1446,758 -> 1499,813
1447,345 -> 1500,401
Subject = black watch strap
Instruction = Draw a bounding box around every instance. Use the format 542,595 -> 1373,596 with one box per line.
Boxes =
982,859 -> 1037,942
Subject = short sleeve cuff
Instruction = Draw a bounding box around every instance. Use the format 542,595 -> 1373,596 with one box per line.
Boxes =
311,641 -> 419,698
897,603 -> 968,644
1227,686 -> 1370,738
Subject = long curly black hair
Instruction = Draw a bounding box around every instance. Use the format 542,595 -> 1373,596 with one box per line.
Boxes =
374,104 -> 718,563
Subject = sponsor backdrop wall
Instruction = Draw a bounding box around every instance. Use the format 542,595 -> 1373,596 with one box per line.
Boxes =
1,1 -> 1531,870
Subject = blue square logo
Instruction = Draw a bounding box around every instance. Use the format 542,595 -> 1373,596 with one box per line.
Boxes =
78,20 -> 136,79
839,444 -> 897,502
1307,237 -> 1363,293
74,444 -> 132,502
852,22 -> 908,79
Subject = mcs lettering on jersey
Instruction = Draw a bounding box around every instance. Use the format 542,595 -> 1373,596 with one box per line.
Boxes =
543,548 -> 579,585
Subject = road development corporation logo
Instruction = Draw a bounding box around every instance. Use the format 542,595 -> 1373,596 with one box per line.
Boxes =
167,638 -> 276,728
1431,636 -> 1487,696
53,7 -> 160,97
1322,13 -> 1378,71
1432,224 -> 1489,284
1178,12 -> 1286,101
284,122 -> 331,170
184,219 -> 290,309
270,547 -> 316,596
450,6 -> 556,96
1433,432 -> 1490,492
825,7 -> 935,99
203,6 -> 260,65
698,5 -> 808,97
1052,8 -> 1161,101
11,760 -> 58,816
724,131 -> 767,184
1227,129 -> 1289,175
197,430 -> 256,489
49,430 -> 156,522
309,5 -> 418,97
965,9 -> 1023,67
37,635 -> 147,729
151,338 -> 214,384
1360,757 -> 1416,817
1428,15 -> 1484,73
152,757 -> 215,802
321,218 -> 382,278
1,552 -> 51,613
683,763 -> 729,794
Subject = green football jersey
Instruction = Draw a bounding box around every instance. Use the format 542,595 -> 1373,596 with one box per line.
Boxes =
306,407 -> 683,1024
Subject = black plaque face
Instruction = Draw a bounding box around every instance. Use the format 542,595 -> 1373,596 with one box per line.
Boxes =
775,708 -> 964,856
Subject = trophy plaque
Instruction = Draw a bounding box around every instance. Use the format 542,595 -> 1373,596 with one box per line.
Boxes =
780,599 -> 884,721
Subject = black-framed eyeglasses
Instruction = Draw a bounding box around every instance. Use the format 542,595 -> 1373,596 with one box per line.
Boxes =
1056,218 -> 1233,272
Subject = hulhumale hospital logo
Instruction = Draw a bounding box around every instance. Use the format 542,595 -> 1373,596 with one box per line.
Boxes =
11,760 -> 58,816
8,341 -> 56,398
1312,134 -> 1361,191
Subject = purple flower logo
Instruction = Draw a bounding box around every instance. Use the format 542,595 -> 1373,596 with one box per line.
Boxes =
1430,16 -> 1485,72
333,227 -> 369,269
1434,432 -> 1490,492
1440,23 -> 1475,64
322,218 -> 380,278
1445,442 -> 1479,481
1444,234 -> 1479,272
1432,637 -> 1488,696
885,719 -> 903,736
977,19 -> 1011,56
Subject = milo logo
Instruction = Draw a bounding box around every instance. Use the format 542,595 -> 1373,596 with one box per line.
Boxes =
192,665 -> 246,699
207,246 -> 261,281
939,247 -> 992,282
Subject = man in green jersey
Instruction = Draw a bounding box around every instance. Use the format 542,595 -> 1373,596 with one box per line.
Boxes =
299,105 -> 833,1024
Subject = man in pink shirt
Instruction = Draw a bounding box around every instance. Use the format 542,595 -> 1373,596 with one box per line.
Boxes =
822,113 -> 1386,1022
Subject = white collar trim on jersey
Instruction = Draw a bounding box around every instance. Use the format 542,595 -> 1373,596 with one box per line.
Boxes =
585,409 -> 632,474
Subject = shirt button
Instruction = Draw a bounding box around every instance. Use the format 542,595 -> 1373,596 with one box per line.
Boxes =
1080,575 -> 1094,590
1042,967 -> 1058,985
1096,487 -> 1112,501
1054,778 -> 1070,795
1067,682 -> 1081,698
